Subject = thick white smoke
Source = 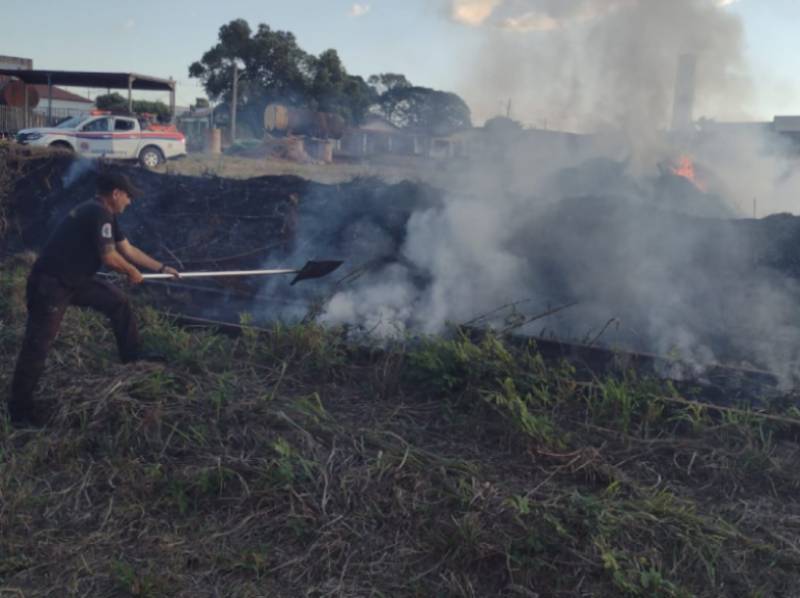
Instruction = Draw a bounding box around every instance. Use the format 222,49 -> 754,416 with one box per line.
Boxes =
311,0 -> 800,379
457,0 -> 748,132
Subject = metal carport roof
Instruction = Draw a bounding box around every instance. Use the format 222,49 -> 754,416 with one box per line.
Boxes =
0,69 -> 175,91
0,69 -> 177,121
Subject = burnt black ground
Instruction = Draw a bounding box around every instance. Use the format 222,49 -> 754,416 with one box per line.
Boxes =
6,151 -> 800,376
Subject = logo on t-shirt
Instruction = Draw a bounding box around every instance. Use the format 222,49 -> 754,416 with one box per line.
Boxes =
101,223 -> 113,239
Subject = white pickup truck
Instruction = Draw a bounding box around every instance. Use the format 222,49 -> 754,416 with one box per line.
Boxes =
15,113 -> 187,168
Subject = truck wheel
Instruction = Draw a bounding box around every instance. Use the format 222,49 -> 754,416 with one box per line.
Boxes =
49,141 -> 74,153
139,146 -> 164,169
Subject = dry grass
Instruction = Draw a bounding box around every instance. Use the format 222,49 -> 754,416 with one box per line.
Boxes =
2,255 -> 800,597
159,153 -> 446,186
1,140 -> 443,185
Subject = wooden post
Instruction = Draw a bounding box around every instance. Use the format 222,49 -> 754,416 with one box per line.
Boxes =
169,78 -> 176,123
231,64 -> 238,144
47,73 -> 53,124
128,75 -> 134,113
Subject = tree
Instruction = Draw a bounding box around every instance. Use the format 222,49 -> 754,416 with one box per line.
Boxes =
367,73 -> 411,95
189,20 -> 377,133
95,93 -> 170,121
189,19 -> 312,135
189,19 -> 472,135
308,50 -> 376,124
375,86 -> 471,134
95,92 -> 128,113
341,75 -> 375,124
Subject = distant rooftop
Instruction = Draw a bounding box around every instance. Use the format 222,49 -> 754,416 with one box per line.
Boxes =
773,116 -> 800,133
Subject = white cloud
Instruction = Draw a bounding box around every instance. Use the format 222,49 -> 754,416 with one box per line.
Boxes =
451,0 -> 636,31
452,0 -> 734,32
123,18 -> 136,30
451,0 -> 503,26
501,12 -> 559,31
350,3 -> 371,17
500,1 -> 634,31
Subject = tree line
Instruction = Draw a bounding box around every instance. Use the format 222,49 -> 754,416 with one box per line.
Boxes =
187,19 -> 472,138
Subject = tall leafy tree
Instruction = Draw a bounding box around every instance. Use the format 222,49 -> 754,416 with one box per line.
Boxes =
308,50 -> 376,124
375,86 -> 472,134
190,20 -> 377,133
367,73 -> 412,95
340,75 -> 375,124
189,19 -> 473,136
189,20 -> 312,134
95,93 -> 170,121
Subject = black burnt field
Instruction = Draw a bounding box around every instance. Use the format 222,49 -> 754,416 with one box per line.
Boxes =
5,151 -> 800,379
3,152 -> 440,322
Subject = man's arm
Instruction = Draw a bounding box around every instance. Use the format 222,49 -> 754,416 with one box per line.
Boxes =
101,245 -> 144,284
116,239 -> 179,277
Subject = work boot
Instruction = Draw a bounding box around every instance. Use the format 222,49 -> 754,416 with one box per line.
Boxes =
7,401 -> 48,428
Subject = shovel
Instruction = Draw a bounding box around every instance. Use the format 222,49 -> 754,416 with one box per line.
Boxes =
141,260 -> 343,286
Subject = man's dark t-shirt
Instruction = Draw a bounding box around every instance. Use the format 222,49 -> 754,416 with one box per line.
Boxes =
34,200 -> 126,286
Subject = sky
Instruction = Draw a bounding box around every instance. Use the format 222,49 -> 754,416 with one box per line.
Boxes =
1,0 -> 798,124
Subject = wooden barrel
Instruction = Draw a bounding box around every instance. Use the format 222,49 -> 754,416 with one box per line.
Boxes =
264,104 -> 289,131
265,104 -> 344,139
0,81 -> 40,108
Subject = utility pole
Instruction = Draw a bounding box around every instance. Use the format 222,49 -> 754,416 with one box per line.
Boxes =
231,63 -> 239,144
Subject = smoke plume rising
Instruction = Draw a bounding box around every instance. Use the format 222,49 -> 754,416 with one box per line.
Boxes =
454,0 -> 749,133
270,0 -> 800,381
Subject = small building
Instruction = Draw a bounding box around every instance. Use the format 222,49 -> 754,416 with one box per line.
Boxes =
0,55 -> 32,71
338,115 -> 427,158
696,118 -> 788,152
770,116 -> 800,152
429,128 -> 487,159
31,86 -> 93,119
773,116 -> 800,136
177,106 -> 214,152
0,55 -> 91,121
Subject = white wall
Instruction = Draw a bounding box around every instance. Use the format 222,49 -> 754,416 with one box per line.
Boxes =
33,99 -> 93,115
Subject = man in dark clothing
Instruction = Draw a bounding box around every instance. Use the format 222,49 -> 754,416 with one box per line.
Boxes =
7,171 -> 179,427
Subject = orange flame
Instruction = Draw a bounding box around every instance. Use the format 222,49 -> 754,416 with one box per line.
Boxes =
671,155 -> 706,191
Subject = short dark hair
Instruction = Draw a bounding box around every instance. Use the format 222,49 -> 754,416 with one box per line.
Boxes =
96,171 -> 141,198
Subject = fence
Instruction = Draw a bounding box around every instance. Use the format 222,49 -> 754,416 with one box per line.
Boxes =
0,106 -> 43,138
0,106 -> 87,138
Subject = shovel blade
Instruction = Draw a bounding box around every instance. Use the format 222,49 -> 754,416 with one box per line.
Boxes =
290,260 -> 344,285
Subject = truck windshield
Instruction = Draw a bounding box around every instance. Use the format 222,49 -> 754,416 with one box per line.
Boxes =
54,116 -> 85,129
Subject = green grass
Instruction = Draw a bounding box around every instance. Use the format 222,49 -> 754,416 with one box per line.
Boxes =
2,256 -> 800,597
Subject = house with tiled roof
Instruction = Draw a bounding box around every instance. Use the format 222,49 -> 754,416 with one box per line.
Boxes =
0,55 -> 93,120
30,84 -> 93,116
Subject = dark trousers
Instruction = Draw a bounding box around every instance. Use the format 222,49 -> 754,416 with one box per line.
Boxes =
9,270 -> 140,411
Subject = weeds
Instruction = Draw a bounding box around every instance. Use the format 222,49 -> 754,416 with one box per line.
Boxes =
2,262 -> 800,596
